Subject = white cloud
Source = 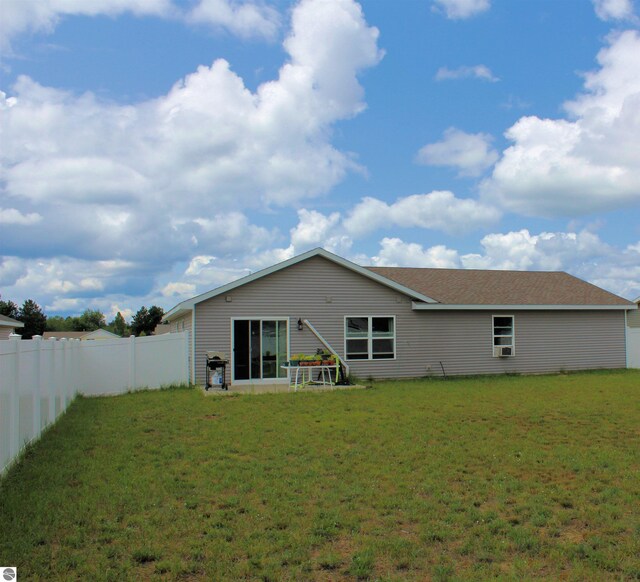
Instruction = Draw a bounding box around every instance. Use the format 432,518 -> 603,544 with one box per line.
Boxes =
460,229 -> 611,271
109,304 -> 134,322
186,0 -> 282,40
435,65 -> 498,82
369,238 -> 460,268
483,30 -> 640,217
290,209 -> 352,255
0,0 -> 285,52
416,128 -> 499,177
160,282 -> 197,298
432,0 -> 490,19
0,0 -> 382,312
1,0 -> 381,214
0,0 -> 173,52
593,0 -> 635,21
360,229 -> 639,299
0,208 -> 42,225
344,191 -> 500,236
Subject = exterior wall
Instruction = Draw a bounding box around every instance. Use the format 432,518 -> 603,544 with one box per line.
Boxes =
169,314 -> 192,334
628,307 -> 640,328
0,327 -> 16,340
193,255 -> 627,385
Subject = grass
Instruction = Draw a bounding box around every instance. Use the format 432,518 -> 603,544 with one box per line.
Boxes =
1,370 -> 640,580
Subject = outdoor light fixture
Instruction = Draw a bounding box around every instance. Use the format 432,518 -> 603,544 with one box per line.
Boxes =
297,318 -> 303,331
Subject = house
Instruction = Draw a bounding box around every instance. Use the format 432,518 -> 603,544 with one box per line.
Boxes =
0,314 -> 24,339
627,296 -> 640,368
162,248 -> 637,387
43,329 -> 120,340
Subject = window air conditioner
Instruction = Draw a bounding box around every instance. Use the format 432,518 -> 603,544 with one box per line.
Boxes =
498,346 -> 512,357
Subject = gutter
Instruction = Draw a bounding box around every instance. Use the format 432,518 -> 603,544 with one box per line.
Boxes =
411,302 -> 637,311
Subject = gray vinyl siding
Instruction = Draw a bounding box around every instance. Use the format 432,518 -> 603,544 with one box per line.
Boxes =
193,255 -> 627,385
0,327 -> 14,339
169,314 -> 192,334
628,308 -> 640,328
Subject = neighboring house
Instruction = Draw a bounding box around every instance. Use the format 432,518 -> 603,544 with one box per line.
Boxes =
43,329 -> 120,340
153,323 -> 171,335
627,297 -> 640,368
0,314 -> 24,339
163,248 -> 637,387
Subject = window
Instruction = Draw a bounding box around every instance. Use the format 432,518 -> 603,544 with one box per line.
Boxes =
346,316 -> 395,360
493,315 -> 514,357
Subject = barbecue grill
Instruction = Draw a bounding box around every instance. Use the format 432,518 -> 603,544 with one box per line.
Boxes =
206,351 -> 228,390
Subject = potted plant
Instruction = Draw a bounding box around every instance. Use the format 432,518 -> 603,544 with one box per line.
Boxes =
289,354 -> 304,366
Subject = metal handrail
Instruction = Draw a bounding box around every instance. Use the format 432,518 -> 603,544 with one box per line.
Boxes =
302,319 -> 350,377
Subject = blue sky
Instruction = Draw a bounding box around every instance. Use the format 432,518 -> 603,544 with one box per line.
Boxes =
1,0 -> 639,320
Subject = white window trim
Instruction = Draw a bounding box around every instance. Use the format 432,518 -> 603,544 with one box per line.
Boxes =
492,314 -> 515,357
344,315 -> 396,361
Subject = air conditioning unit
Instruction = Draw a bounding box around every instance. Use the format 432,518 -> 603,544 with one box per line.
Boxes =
495,346 -> 513,358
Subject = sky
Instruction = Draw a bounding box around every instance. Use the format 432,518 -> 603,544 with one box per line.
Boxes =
1,0 -> 639,321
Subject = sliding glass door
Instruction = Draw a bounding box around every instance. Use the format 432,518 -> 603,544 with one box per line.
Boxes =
233,319 -> 288,381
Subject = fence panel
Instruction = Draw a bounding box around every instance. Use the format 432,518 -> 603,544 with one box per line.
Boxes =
0,332 -> 189,475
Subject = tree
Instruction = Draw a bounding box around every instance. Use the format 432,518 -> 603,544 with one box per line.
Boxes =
18,299 -> 47,339
111,312 -> 127,337
148,306 -> 164,332
0,295 -> 20,320
75,309 -> 106,332
46,315 -> 70,331
130,305 -> 164,336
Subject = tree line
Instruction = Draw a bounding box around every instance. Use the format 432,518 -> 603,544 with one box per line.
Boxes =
0,295 -> 165,339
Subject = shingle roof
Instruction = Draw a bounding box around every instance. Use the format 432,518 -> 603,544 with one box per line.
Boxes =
367,267 -> 633,306
0,314 -> 24,327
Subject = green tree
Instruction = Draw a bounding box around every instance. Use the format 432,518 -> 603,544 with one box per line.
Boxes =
130,305 -> 164,336
18,299 -> 47,339
111,312 -> 128,337
46,315 -> 70,331
75,309 -> 106,331
0,295 -> 20,320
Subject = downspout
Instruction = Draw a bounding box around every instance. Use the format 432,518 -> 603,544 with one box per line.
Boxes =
302,318 -> 350,377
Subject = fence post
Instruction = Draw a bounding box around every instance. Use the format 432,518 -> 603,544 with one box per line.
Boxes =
47,339 -> 56,423
184,331 -> 190,384
32,336 -> 43,438
8,338 -> 21,465
129,335 -> 136,391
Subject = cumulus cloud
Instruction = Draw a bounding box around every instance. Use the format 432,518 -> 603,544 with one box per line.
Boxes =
0,0 -> 382,311
593,0 -> 636,21
290,209 -> 352,255
360,230 -> 639,299
160,282 -> 197,298
483,30 -> 640,217
369,238 -> 460,268
432,0 -> 490,19
1,0 -> 381,213
0,208 -> 42,225
186,0 -> 281,40
0,0 -> 287,52
344,191 -> 500,236
0,0 -> 173,52
416,128 -> 499,177
435,65 -> 498,82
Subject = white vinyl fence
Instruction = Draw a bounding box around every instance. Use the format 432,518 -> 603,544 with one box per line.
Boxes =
628,328 -> 640,368
0,332 -> 189,475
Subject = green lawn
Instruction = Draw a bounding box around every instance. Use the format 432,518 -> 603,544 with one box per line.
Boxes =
1,371 -> 640,581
